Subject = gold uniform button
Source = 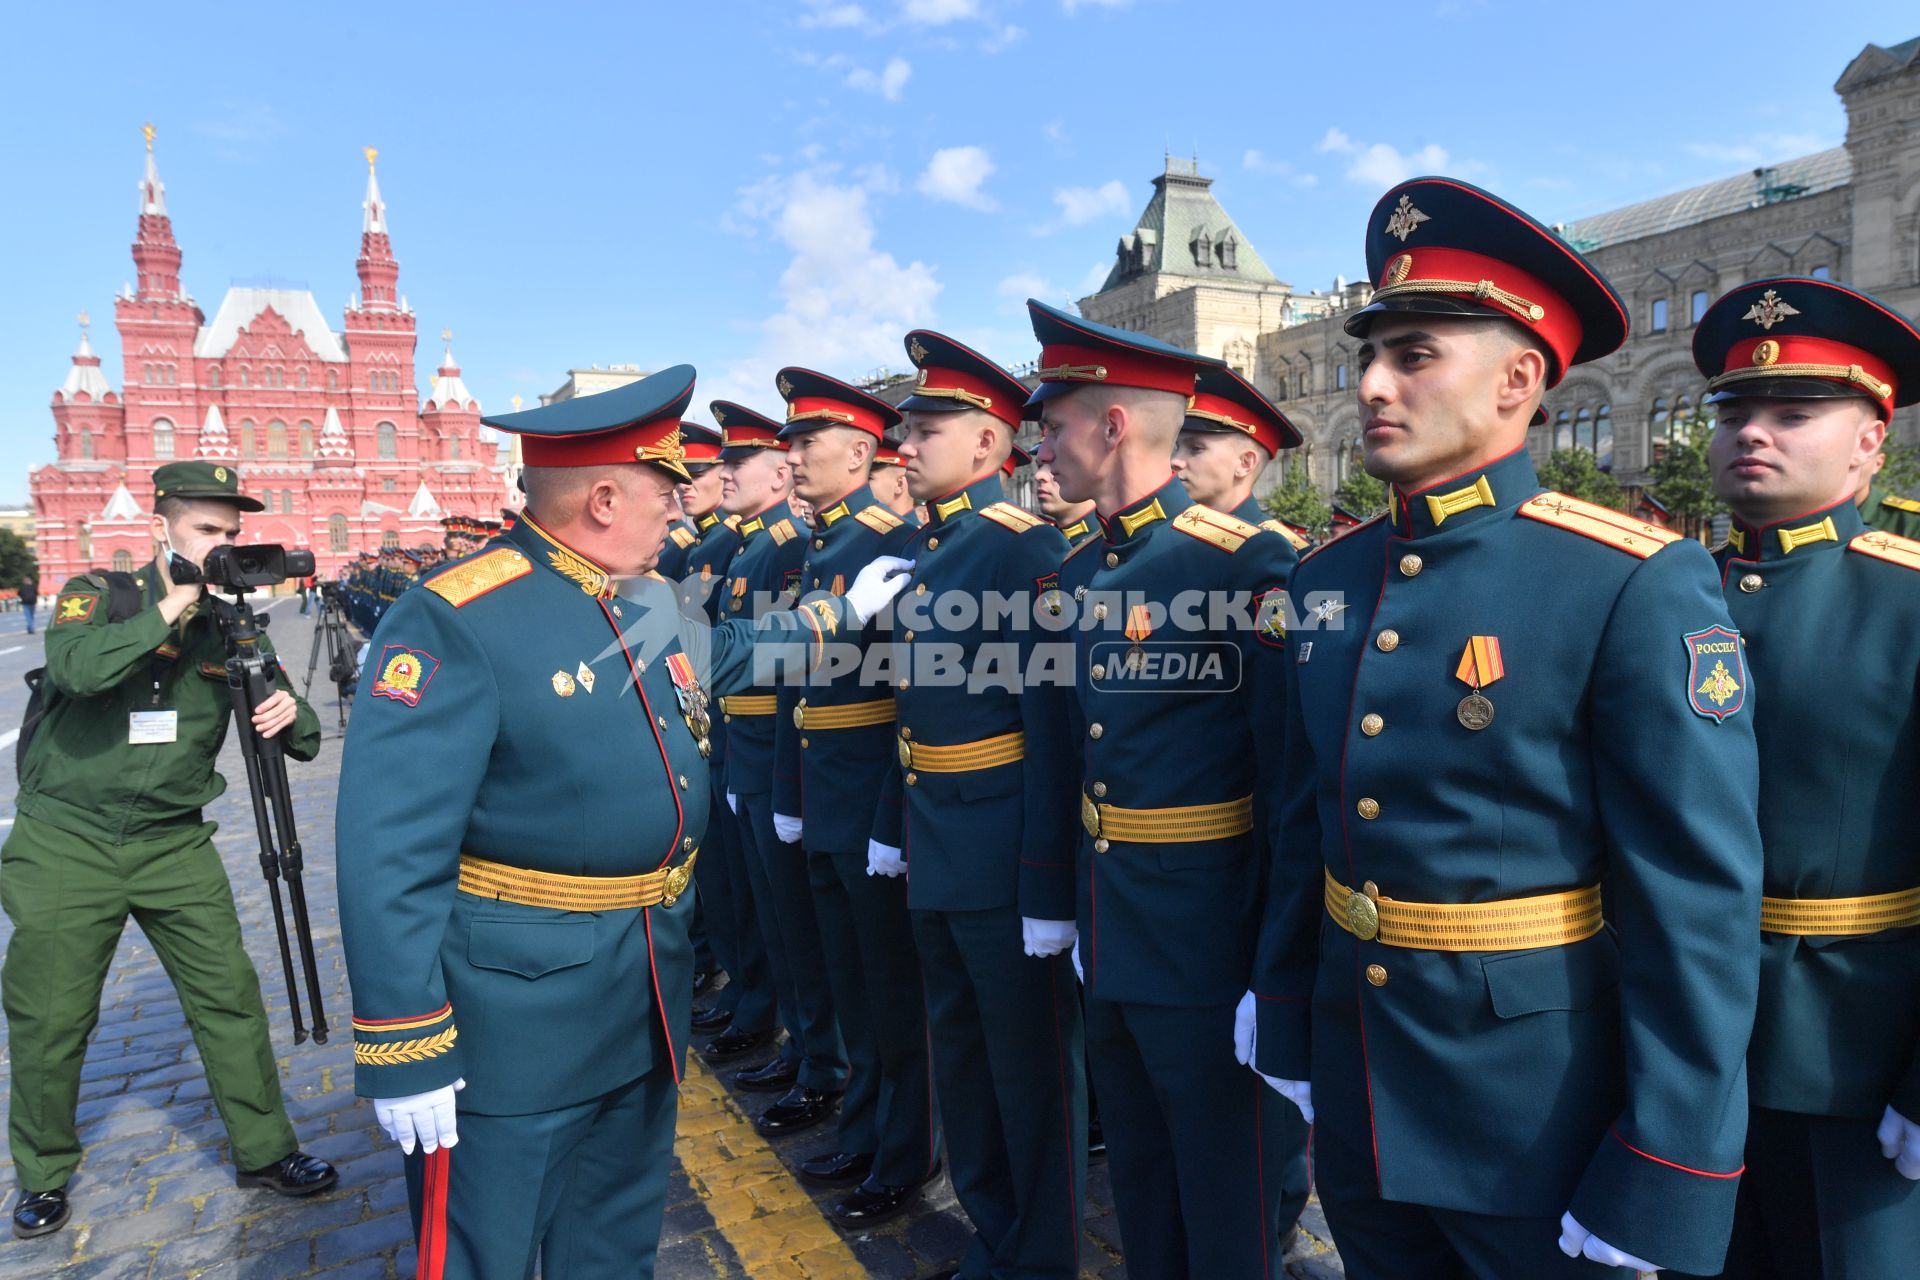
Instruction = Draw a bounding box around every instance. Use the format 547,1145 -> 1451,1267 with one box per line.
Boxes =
723,713 -> 733,724
1105,552 -> 1119,568
927,537 -> 939,550
905,772 -> 918,786
812,578 -> 821,588
1091,663 -> 1106,679
657,715 -> 667,728
813,538 -> 825,550
904,629 -> 915,641
1362,880 -> 1379,897
1093,604 -> 1108,621
1092,781 -> 1108,798
897,678 -> 910,690
1094,838 -> 1110,854
1360,713 -> 1384,737
900,727 -> 912,741
1376,629 -> 1401,652
1399,554 -> 1423,577
800,737 -> 810,748
684,837 -> 695,851
916,583 -> 927,595
1356,797 -> 1380,820
1089,723 -> 1104,740
677,775 -> 689,790
1366,964 -> 1388,987
1739,573 -> 1763,593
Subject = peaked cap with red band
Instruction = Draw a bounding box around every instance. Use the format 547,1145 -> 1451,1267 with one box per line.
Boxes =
872,441 -> 905,468
711,400 -> 788,456
1024,298 -> 1220,407
1002,441 -> 1032,477
1184,365 -> 1302,456
1347,177 -> 1628,383
899,329 -> 1031,430
678,423 -> 724,467
1693,276 -> 1920,415
482,363 -> 696,480
775,367 -> 902,441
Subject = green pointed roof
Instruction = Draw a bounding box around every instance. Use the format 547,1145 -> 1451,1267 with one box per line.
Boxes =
1100,158 -> 1280,293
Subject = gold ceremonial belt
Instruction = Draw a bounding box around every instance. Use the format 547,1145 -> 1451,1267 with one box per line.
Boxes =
793,698 -> 897,730
458,851 -> 699,911
720,695 -> 778,716
1760,886 -> 1920,937
898,730 -> 1024,773
1081,793 -> 1253,847
1324,868 -> 1603,951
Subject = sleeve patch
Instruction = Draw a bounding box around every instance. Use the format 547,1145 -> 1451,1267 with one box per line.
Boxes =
1254,587 -> 1288,647
53,593 -> 98,624
370,645 -> 442,707
1684,626 -> 1746,722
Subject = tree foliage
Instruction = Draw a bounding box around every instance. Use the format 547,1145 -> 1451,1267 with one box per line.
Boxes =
1260,463 -> 1330,533
0,530 -> 37,591
1537,449 -> 1628,511
1880,439 -> 1920,497
1647,412 -> 1723,540
1331,469 -> 1388,519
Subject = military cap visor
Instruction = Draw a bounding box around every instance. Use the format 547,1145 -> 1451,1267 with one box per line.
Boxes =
711,400 -> 789,458
482,364 -> 697,479
1024,298 -> 1220,408
775,367 -> 902,441
1183,366 -> 1302,455
1692,277 -> 1920,413
678,423 -> 725,466
152,460 -> 265,512
899,329 -> 1031,429
1344,177 -> 1629,381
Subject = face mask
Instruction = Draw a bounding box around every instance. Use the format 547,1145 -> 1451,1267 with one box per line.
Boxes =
159,526 -> 202,585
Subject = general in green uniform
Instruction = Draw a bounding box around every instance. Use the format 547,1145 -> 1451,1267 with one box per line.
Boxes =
4,460 -> 335,1239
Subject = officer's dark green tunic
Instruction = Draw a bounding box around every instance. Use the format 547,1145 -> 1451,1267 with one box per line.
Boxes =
1859,477 -> 1920,540
4,562 -> 319,1192
1690,499 -> 1920,1279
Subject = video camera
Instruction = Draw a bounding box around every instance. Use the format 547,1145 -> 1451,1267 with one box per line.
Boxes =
171,543 -> 317,594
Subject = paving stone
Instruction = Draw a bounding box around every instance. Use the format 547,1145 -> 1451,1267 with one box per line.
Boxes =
72,1204 -> 196,1261
237,1192 -> 363,1252
309,1212 -> 412,1268
49,1249 -> 154,1280
148,1223 -> 247,1278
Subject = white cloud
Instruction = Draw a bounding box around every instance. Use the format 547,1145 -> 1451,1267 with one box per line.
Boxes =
1317,128 -> 1458,185
1051,180 -> 1130,227
705,168 -> 942,411
917,145 -> 998,210
1683,131 -> 1836,168
798,2 -> 873,28
1078,259 -> 1112,295
1243,148 -> 1321,188
1316,127 -> 1355,154
996,271 -> 1057,311
846,56 -> 912,100
904,0 -> 979,22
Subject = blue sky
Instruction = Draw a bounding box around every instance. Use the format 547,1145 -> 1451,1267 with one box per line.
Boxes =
2,1 -> 1911,502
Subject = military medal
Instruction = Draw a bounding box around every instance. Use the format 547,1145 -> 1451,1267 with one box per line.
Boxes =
1123,604 -> 1151,672
1452,636 -> 1504,731
665,652 -> 712,755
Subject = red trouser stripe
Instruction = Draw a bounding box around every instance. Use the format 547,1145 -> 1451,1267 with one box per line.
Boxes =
419,1147 -> 450,1280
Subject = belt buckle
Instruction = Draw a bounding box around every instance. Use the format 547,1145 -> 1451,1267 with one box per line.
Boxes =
1081,794 -> 1101,839
662,863 -> 692,908
897,737 -> 912,769
1345,884 -> 1380,942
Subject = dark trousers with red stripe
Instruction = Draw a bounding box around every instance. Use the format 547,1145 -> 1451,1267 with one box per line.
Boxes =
914,905 -> 1087,1280
1320,1195 -> 1629,1280
1086,995 -> 1303,1279
403,1066 -> 678,1280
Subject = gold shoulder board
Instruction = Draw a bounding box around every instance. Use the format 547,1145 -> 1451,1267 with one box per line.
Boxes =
1260,518 -> 1311,550
1882,493 -> 1920,515
1516,492 -> 1680,560
670,527 -> 698,549
769,519 -> 797,545
1849,530 -> 1920,572
724,514 -> 743,531
978,502 -> 1046,533
425,548 -> 533,607
855,506 -> 905,534
1172,505 -> 1259,552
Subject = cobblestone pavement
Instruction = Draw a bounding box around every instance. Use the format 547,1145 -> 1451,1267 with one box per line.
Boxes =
0,597 -> 1343,1278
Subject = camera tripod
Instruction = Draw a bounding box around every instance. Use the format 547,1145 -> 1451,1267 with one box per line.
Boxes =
210,590 -> 329,1046
302,583 -> 358,731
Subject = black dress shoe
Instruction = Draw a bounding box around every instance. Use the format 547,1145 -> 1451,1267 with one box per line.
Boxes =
12,1188 -> 69,1240
691,1004 -> 734,1031
828,1164 -> 939,1228
1087,1114 -> 1106,1159
236,1152 -> 338,1197
702,1024 -> 774,1062
733,1056 -> 800,1093
797,1150 -> 873,1186
692,968 -> 718,995
753,1086 -> 840,1137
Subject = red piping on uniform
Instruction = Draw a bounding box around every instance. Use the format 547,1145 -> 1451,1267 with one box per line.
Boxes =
1048,963 -> 1082,1267
647,909 -> 681,1086
352,1002 -> 451,1028
1391,442 -> 1528,510
418,1147 -> 450,1280
1609,1126 -> 1744,1178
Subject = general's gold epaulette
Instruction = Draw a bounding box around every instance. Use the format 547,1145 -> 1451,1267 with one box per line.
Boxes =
724,514 -> 743,532
425,548 -> 533,607
669,526 -> 698,549
769,519 -> 798,545
1849,529 -> 1920,572
1882,493 -> 1920,515
978,502 -> 1047,533
855,506 -> 905,534
1517,492 -> 1680,560
1260,519 -> 1311,550
1172,505 -> 1259,553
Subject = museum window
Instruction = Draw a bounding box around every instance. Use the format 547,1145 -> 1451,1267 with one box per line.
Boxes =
1191,229 -> 1212,267
450,436 -> 463,461
1675,395 -> 1695,432
207,366 -> 220,388
1650,298 -> 1668,333
152,418 -> 174,459
383,478 -> 396,493
240,366 -> 250,387
268,421 -> 288,460
1554,409 -> 1572,451
240,420 -> 256,459
1595,404 -> 1613,470
327,369 -> 338,392
80,430 -> 94,460
77,529 -> 92,561
1218,233 -> 1237,270
329,513 -> 349,553
299,421 -> 314,457
112,550 -> 133,573
1648,397 -> 1671,451
281,492 -> 295,515
377,422 -> 398,460
1336,364 -> 1348,391
1691,291 -> 1709,324
382,530 -> 399,550
297,367 -> 308,389
1811,265 -> 1831,280
1575,407 -> 1594,452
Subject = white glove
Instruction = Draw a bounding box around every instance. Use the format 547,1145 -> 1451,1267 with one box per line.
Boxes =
1557,1212 -> 1660,1272
1070,940 -> 1084,983
1236,990 -> 1314,1123
846,556 -> 915,624
1877,1105 -> 1920,1180
1022,917 -> 1077,957
726,792 -> 739,815
773,812 -> 803,844
866,839 -> 907,878
1233,990 -> 1257,1065
374,1078 -> 465,1155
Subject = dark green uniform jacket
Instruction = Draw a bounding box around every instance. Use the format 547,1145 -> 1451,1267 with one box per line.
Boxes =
1859,478 -> 1920,541
713,505 -> 807,797
23,563 -> 320,843
1717,498 -> 1920,1121
1254,447 -> 1763,1276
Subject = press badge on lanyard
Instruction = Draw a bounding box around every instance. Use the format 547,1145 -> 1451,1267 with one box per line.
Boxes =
129,710 -> 178,744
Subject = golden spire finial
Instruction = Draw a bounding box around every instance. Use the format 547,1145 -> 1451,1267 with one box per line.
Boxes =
77,310 -> 90,331
441,327 -> 452,343
511,395 -> 523,412
142,122 -> 155,152
365,146 -> 378,172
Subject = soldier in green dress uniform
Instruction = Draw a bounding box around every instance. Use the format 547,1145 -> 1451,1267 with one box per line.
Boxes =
1856,449 -> 1920,539
1173,366 -> 1312,554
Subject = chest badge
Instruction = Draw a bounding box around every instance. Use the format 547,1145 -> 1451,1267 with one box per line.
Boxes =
552,670 -> 576,698
1452,636 -> 1504,731
1684,626 -> 1746,722
1123,604 -> 1152,671
576,662 -> 596,694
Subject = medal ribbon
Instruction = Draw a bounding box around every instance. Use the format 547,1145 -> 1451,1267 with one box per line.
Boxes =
1124,605 -> 1153,643
1454,637 -> 1504,689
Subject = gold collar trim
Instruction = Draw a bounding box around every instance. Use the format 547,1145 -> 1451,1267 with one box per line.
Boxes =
522,514 -> 612,598
1728,527 -> 1747,554
819,500 -> 852,527
1059,517 -> 1092,542
1116,498 -> 1166,539
1778,515 -> 1838,555
696,512 -> 722,532
1426,475 -> 1496,527
933,492 -> 973,521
